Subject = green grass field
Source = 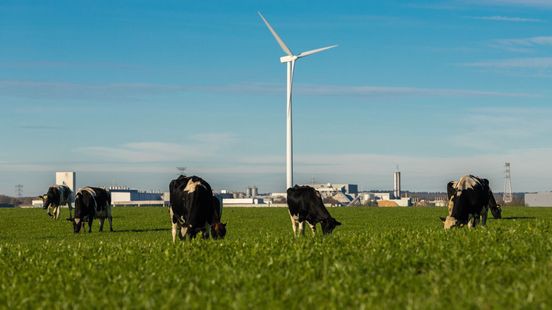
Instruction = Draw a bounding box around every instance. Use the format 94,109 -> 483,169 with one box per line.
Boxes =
1,206 -> 551,309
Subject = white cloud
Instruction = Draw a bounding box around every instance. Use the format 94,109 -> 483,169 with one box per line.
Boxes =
464,57 -> 552,69
450,107 -> 552,151
0,80 -> 536,101
469,16 -> 544,23
492,36 -> 552,52
298,84 -> 536,98
473,0 -> 552,8
76,133 -> 236,163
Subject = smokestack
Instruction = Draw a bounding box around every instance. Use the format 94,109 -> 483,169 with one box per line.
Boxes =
393,171 -> 401,199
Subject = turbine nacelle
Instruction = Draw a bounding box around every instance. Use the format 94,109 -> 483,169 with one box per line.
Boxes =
280,55 -> 298,63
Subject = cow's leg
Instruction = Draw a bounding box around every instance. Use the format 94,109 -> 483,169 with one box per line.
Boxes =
473,214 -> 480,228
481,205 -> 489,226
55,206 -> 61,219
308,222 -> 316,236
298,221 -> 305,236
87,217 -> 93,233
107,206 -> 113,232
467,214 -> 474,228
288,212 -> 299,237
467,214 -> 480,228
67,203 -> 73,220
202,223 -> 210,239
99,218 -> 105,232
181,226 -> 188,240
172,223 -> 178,243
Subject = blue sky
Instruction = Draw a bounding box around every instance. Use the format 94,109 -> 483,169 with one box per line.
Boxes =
1,0 -> 552,195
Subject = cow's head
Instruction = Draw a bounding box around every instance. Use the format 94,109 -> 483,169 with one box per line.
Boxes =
491,204 -> 502,219
443,180 -> 462,229
320,218 -> 341,234
210,222 -> 227,239
72,218 -> 84,233
441,215 -> 459,230
39,193 -> 56,217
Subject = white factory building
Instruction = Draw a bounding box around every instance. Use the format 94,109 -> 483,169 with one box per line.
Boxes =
525,192 -> 552,207
109,186 -> 166,206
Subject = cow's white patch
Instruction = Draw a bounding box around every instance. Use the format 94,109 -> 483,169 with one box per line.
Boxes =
444,216 -> 457,229
75,218 -> 81,225
78,187 -> 98,210
298,221 -> 305,236
171,223 -> 178,243
455,176 -> 481,191
308,223 -> 316,236
288,211 -> 299,237
467,214 -> 480,228
184,179 -> 201,193
447,199 -> 455,214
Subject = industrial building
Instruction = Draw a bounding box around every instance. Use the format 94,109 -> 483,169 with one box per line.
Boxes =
310,183 -> 358,197
222,198 -> 265,206
56,171 -> 76,193
525,192 -> 552,207
108,186 -> 165,206
355,170 -> 412,207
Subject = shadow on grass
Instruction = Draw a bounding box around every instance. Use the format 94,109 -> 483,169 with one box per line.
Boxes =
113,228 -> 170,233
500,216 -> 536,220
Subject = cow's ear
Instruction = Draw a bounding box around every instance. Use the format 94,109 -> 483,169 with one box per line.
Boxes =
335,220 -> 342,226
439,216 -> 446,222
482,178 -> 489,186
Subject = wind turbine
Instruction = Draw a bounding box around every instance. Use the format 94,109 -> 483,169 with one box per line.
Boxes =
258,12 -> 337,190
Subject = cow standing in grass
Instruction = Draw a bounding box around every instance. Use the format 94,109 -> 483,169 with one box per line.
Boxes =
169,175 -> 226,242
286,185 -> 341,236
442,175 -> 502,229
73,187 -> 113,233
39,185 -> 73,220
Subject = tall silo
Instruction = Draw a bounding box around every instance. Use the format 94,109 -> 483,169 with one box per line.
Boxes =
56,171 -> 76,193
393,171 -> 401,199
251,186 -> 258,198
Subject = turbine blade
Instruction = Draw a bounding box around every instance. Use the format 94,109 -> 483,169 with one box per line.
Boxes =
297,45 -> 338,58
258,12 -> 293,56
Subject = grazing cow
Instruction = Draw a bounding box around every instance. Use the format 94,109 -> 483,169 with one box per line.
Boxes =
286,185 -> 341,236
442,175 -> 501,229
39,185 -> 73,220
169,175 -> 226,242
73,187 -> 113,233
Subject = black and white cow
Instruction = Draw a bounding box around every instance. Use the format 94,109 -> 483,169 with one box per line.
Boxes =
73,187 -> 113,233
286,185 -> 341,236
169,175 -> 226,242
442,175 -> 502,229
39,185 -> 73,220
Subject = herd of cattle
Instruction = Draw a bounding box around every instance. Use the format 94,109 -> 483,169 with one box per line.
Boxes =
38,174 -> 503,239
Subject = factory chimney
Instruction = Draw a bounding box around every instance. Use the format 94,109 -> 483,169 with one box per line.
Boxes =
393,169 -> 401,199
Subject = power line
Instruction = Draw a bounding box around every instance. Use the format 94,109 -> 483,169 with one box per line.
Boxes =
15,184 -> 23,198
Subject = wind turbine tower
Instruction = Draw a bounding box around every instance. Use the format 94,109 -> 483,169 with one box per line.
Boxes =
503,162 -> 513,204
258,12 -> 337,189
